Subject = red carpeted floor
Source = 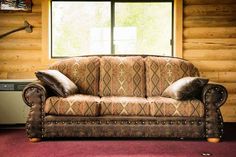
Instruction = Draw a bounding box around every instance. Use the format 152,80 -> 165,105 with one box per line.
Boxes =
0,124 -> 236,157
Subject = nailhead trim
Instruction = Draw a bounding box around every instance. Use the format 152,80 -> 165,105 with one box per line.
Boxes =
44,120 -> 204,126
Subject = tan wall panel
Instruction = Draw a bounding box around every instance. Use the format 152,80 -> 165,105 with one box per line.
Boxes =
32,4 -> 41,13
0,14 -> 41,27
33,0 -> 42,5
221,83 -> 236,93
192,60 -> 236,72
0,39 -> 41,50
220,105 -> 236,122
0,52 -> 41,62
184,27 -> 236,38
184,0 -> 236,5
184,49 -> 236,60
200,72 -> 236,83
184,38 -> 236,49
184,4 -> 236,16
183,1 -> 236,122
7,72 -> 36,79
0,64 -> 46,73
0,72 -> 8,79
0,0 -> 43,79
0,27 -> 41,39
226,94 -> 236,104
184,16 -> 236,27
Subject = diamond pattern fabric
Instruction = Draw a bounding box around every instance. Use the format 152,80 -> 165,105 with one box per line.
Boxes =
100,56 -> 145,97
148,97 -> 204,117
145,57 -> 199,97
49,57 -> 100,96
100,97 -> 150,116
44,95 -> 100,116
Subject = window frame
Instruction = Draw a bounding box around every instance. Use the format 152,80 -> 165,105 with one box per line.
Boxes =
50,0 -> 174,58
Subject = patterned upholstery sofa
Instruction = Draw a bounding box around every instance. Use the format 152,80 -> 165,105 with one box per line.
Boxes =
22,55 -> 228,143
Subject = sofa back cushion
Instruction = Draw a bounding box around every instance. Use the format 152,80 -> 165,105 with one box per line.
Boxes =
100,56 -> 145,97
145,56 -> 199,97
49,57 -> 100,96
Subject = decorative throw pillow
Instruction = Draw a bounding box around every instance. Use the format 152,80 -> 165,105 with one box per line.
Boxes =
35,70 -> 78,97
161,77 -> 209,100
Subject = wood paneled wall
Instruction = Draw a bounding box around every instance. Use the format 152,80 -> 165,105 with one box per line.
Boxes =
0,0 -> 47,79
183,0 -> 236,122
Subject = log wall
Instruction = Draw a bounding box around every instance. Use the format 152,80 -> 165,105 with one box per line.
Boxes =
183,0 -> 236,122
0,0 -> 48,79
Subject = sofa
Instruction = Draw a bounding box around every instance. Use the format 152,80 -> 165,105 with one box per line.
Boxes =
22,55 -> 228,143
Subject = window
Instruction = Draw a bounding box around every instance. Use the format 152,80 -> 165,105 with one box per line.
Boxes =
51,0 -> 173,57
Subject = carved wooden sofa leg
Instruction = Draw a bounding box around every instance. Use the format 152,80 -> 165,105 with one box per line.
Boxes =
29,138 -> 41,142
207,138 -> 220,143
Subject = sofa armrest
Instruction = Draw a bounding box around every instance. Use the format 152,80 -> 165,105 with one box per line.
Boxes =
201,83 -> 227,140
22,81 -> 47,107
22,81 -> 47,139
202,83 -> 228,108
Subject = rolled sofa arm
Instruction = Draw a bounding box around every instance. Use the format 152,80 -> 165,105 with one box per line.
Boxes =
202,83 -> 228,108
22,81 -> 47,139
201,83 -> 228,140
22,81 -> 47,107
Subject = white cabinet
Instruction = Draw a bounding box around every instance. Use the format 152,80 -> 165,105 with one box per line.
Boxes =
0,91 -> 29,124
0,79 -> 34,124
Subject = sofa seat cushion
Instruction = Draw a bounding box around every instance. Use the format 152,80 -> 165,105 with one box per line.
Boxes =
100,97 -> 150,116
100,56 -> 146,97
44,94 -> 100,116
148,97 -> 204,117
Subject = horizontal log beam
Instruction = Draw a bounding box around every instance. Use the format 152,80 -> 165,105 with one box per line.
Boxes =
184,38 -> 236,49
6,72 -> 35,79
192,60 -> 236,71
0,14 -> 41,27
0,52 -> 41,62
184,27 -> 236,38
200,71 -> 236,83
221,105 -> 236,122
184,0 -> 236,5
184,16 -> 236,27
0,64 -> 46,72
183,49 -> 236,60
0,39 -> 41,50
221,83 -> 236,93
0,27 -> 41,39
184,4 -> 236,16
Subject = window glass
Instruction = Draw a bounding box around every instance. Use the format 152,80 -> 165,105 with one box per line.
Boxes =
114,3 -> 172,55
52,2 -> 111,57
51,1 -> 172,57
